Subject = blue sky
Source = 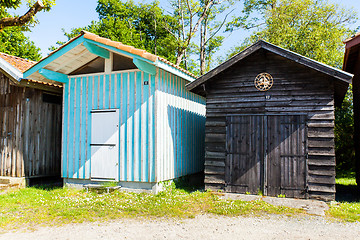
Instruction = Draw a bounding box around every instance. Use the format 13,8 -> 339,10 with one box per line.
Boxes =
12,0 -> 360,58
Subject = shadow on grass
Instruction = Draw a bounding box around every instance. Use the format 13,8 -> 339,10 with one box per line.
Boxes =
29,176 -> 63,191
336,184 -> 360,202
174,172 -> 205,193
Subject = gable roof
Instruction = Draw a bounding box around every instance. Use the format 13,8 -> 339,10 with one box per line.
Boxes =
0,52 -> 36,73
0,52 -> 62,89
0,52 -> 36,81
24,31 -> 195,83
187,40 -> 353,92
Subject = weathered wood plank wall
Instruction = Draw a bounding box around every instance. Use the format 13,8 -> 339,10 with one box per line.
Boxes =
204,49 -> 336,201
0,73 -> 62,178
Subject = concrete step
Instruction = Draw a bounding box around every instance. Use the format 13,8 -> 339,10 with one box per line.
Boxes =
0,183 -> 22,191
0,177 -> 26,187
0,177 -> 10,184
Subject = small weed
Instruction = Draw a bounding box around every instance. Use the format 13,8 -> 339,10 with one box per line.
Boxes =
257,189 -> 263,196
245,192 -> 251,195
277,194 -> 286,198
101,181 -> 119,188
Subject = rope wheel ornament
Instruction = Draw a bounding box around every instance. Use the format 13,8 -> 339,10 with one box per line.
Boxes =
254,73 -> 273,91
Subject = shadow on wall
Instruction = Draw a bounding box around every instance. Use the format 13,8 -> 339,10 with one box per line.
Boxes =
167,105 -> 206,179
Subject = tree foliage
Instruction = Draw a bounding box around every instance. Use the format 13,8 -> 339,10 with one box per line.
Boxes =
0,0 -> 55,30
0,1 -> 45,61
54,0 -> 178,64
0,26 -> 41,61
335,87 -> 355,176
227,0 -> 357,68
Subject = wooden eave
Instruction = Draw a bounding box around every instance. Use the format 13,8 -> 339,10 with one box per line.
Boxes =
24,31 -> 195,83
187,40 -> 353,96
343,33 -> 360,74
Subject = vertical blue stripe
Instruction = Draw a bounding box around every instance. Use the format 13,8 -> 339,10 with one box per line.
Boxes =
80,76 -> 87,179
143,73 -> 149,182
105,74 -> 110,109
117,73 -> 122,180
111,74 -> 115,109
74,77 -> 81,178
93,76 -> 99,109
150,73 -> 156,182
99,75 -> 104,109
122,72 -> 128,181
129,72 -> 135,181
68,78 -> 75,178
136,71 -> 142,181
176,76 -> 181,177
87,76 -> 93,179
62,82 -> 69,178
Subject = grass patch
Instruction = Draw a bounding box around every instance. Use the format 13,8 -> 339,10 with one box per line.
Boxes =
327,176 -> 360,222
336,178 -> 357,186
327,202 -> 360,222
0,183 -> 303,231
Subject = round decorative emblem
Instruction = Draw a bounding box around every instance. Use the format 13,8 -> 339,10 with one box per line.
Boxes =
254,73 -> 273,91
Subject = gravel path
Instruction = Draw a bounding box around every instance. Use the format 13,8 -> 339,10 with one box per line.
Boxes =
1,214 -> 359,240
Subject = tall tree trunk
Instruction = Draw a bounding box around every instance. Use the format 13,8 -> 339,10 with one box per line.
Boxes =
200,18 -> 208,75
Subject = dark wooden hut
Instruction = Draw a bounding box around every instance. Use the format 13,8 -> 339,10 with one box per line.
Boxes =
187,40 -> 353,201
0,53 -> 62,186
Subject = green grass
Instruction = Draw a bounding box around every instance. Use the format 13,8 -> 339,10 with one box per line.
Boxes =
0,183 -> 303,231
336,177 -> 357,186
327,176 -> 360,222
327,202 -> 360,222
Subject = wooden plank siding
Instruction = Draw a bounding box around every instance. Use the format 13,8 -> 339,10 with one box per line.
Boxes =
203,50 -> 336,201
0,72 -> 62,178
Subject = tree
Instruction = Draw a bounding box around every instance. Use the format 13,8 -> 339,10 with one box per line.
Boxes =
0,0 -> 55,30
227,0 -> 358,179
227,0 -> 357,68
198,1 -> 233,75
167,0 -> 234,69
53,0 -> 178,64
0,27 -> 42,61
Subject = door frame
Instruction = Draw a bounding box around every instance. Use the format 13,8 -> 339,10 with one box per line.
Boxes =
90,109 -> 120,181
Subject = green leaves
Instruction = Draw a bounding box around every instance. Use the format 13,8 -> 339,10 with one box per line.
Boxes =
228,0 -> 357,68
57,0 -> 177,64
0,26 -> 41,61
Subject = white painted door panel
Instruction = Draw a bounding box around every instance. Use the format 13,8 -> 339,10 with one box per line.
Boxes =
91,110 -> 119,144
90,109 -> 119,180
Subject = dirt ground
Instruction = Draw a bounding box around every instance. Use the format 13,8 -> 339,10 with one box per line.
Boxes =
1,214 -> 359,240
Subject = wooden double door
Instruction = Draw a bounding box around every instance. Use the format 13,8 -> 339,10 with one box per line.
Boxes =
225,114 -> 308,198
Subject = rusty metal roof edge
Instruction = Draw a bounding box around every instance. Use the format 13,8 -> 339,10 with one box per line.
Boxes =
0,56 -> 23,81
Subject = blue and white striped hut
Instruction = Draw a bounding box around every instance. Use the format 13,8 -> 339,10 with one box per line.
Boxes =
24,31 -> 205,191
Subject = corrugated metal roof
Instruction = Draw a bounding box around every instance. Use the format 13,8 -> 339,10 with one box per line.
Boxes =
0,52 -> 36,73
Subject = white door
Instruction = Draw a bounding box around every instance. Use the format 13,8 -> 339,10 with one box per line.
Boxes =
90,109 -> 119,180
